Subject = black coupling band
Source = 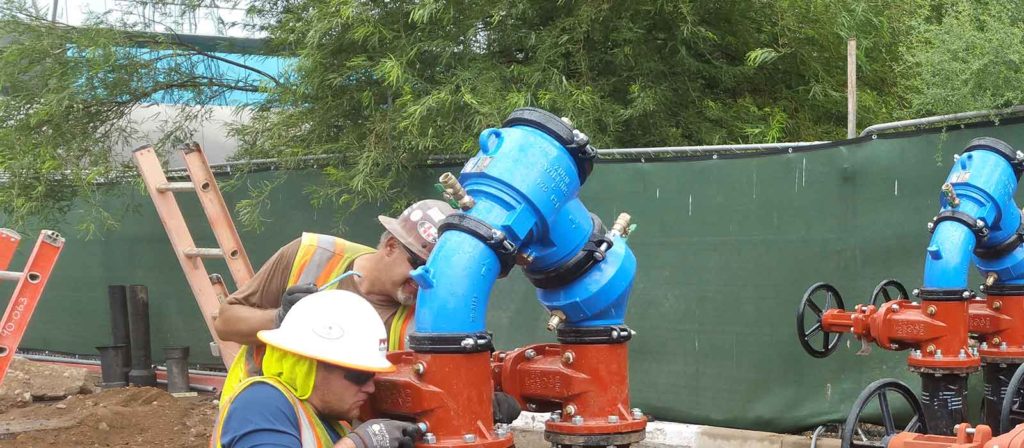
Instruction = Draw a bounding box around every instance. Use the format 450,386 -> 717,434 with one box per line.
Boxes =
525,213 -> 612,290
981,283 -> 1024,296
928,210 -> 990,241
914,288 -> 974,302
438,213 -> 517,278
408,332 -> 494,353
974,222 -> 1024,259
556,325 -> 634,345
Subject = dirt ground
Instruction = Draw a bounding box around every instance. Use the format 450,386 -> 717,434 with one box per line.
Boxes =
0,358 -> 218,447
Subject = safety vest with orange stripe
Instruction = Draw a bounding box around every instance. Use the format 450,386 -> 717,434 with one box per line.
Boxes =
211,376 -> 349,448
220,233 -> 415,402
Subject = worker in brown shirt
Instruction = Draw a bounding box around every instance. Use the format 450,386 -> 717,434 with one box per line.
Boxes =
214,199 -> 456,399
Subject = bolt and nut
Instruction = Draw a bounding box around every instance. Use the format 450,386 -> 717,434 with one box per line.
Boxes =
461,338 -> 476,348
993,337 -> 1002,346
607,415 -> 620,423
572,416 -> 584,426
562,351 -> 575,365
927,305 -> 937,316
959,349 -> 967,360
994,301 -> 1003,310
424,433 -> 437,444
550,411 -> 562,422
926,345 -> 937,355
564,404 -> 577,416
463,434 -> 477,443
1002,342 -> 1009,351
631,408 -> 644,420
891,304 -> 900,312
413,361 -> 427,375
962,291 -> 973,299
935,349 -> 943,359
525,349 -> 537,360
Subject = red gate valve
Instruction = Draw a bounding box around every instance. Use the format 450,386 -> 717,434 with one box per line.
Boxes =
494,343 -> 646,446
969,292 -> 1024,360
366,351 -> 514,448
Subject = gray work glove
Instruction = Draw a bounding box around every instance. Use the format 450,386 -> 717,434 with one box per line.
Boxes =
347,419 -> 421,448
493,391 -> 521,424
274,283 -> 318,327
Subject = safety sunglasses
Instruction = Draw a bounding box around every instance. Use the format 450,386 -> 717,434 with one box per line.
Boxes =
343,368 -> 376,386
401,244 -> 427,269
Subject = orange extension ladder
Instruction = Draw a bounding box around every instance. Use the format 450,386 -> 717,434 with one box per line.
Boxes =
132,142 -> 254,368
0,229 -> 64,384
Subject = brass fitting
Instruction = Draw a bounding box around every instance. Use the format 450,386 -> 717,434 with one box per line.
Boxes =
439,172 -> 475,210
546,310 -> 566,332
926,305 -> 937,316
986,272 -> 999,287
941,183 -> 960,208
994,300 -> 1003,311
611,213 -> 632,237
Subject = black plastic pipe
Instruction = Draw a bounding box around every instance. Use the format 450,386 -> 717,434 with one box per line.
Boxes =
107,285 -> 132,379
96,344 -> 128,388
919,373 -> 969,435
127,284 -> 156,387
164,346 -> 191,394
983,362 -> 1020,434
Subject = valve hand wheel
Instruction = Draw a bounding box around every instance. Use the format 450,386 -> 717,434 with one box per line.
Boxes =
870,279 -> 910,307
797,282 -> 846,358
1000,363 -> 1024,434
841,378 -> 927,448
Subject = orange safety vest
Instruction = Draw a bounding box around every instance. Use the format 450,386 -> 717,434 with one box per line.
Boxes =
221,233 -> 414,402
211,376 -> 349,448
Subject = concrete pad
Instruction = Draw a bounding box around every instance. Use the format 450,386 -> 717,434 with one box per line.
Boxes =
510,412 -> 840,448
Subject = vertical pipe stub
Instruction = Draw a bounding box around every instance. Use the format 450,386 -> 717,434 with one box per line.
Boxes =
127,284 -> 156,387
164,346 -> 191,394
96,344 -> 129,388
107,284 -> 132,378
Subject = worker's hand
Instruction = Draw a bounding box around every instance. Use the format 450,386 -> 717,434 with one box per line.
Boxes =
347,419 -> 422,448
274,283 -> 318,327
493,391 -> 521,424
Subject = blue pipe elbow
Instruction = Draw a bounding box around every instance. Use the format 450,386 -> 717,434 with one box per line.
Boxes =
923,222 -> 977,289
411,231 -> 502,333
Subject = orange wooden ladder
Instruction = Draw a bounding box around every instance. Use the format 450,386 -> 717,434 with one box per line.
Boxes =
132,142 -> 254,368
0,229 -> 64,384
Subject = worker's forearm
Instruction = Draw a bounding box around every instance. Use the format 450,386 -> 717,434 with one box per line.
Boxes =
213,303 -> 278,345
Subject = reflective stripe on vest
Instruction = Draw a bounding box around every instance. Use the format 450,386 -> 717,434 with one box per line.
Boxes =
211,376 -> 348,448
389,305 -> 414,351
221,234 -> 374,403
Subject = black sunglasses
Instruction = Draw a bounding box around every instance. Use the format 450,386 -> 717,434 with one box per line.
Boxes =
401,244 -> 427,269
343,368 -> 376,386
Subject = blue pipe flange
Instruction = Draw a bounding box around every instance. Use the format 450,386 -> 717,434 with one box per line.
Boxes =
502,107 -> 598,185
962,137 -> 1024,178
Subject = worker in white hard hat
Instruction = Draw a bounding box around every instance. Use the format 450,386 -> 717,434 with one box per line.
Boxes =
213,290 -> 422,448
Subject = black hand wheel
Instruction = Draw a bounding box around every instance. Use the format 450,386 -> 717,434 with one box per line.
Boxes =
1000,363 -> 1024,434
870,279 -> 910,307
841,378 -> 927,448
797,282 -> 846,358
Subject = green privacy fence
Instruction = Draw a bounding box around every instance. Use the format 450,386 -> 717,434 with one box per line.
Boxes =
4,120 -> 1024,432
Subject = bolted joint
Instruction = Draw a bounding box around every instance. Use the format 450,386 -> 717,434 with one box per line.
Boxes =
564,404 -> 577,416
524,348 -> 537,360
927,305 -> 937,316
994,300 -> 1003,311
926,344 -> 937,355
607,415 -> 620,423
549,411 -> 562,422
546,310 -> 566,332
424,433 -> 437,444
631,408 -> 644,420
571,415 -> 584,426
890,304 -> 900,312
413,361 -> 427,376
992,337 -> 1002,346
463,434 -> 477,443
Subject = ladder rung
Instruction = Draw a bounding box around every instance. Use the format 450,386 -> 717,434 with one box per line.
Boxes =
183,248 -> 224,259
157,182 -> 196,193
0,271 -> 23,282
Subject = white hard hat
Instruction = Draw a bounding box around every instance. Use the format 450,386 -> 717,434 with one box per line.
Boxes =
257,290 -> 395,373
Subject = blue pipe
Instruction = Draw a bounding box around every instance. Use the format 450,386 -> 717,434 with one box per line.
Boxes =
412,118 -> 593,334
922,141 -> 1024,289
536,235 -> 638,326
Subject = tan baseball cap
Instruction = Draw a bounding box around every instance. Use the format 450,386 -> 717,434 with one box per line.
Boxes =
378,199 -> 457,260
